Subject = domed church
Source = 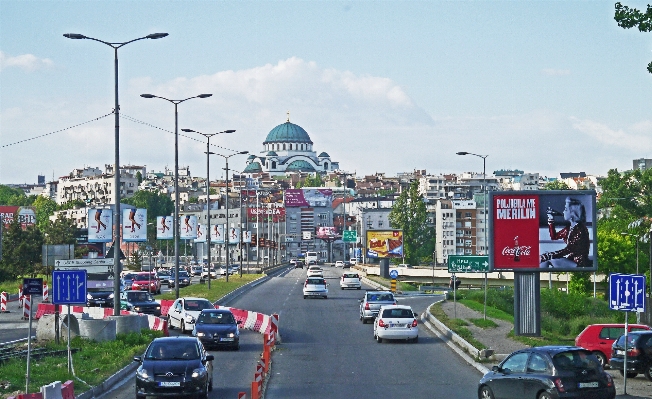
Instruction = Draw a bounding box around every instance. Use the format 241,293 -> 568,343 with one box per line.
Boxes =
244,113 -> 340,176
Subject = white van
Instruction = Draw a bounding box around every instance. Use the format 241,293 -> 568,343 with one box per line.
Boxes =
305,251 -> 318,265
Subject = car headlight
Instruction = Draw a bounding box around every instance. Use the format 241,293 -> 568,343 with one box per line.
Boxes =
108,294 -> 114,299
191,368 -> 206,378
156,306 -> 161,310
227,332 -> 235,338
137,367 -> 151,380
134,306 -> 141,311
196,332 -> 206,337
87,294 -> 92,300
186,314 -> 196,323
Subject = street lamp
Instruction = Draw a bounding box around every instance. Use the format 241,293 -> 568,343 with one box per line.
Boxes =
622,232 -> 642,323
64,32 -> 168,315
209,151 -> 249,282
181,128 -> 235,290
141,93 -> 212,298
457,151 -> 489,320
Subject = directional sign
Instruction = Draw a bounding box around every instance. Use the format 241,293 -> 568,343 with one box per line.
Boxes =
343,230 -> 357,243
448,255 -> 490,273
55,258 -> 113,267
389,269 -> 399,279
22,278 -> 43,296
609,273 -> 646,312
53,270 -> 87,305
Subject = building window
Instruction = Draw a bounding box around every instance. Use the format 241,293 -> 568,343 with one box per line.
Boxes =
324,162 -> 328,170
283,144 -> 286,150
272,161 -> 277,169
465,212 -> 472,218
378,220 -> 384,228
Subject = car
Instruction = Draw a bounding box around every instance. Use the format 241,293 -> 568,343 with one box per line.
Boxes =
307,266 -> 323,277
396,263 -> 412,269
120,273 -> 135,291
167,297 -> 216,334
156,269 -> 173,287
610,330 -> 652,380
303,276 -> 328,299
478,346 -> 615,399
86,289 -> 114,307
294,260 -> 304,269
131,272 -> 161,294
334,260 -> 345,268
201,267 -> 217,279
134,336 -> 213,399
349,258 -> 359,265
359,290 -> 396,324
120,290 -> 161,316
169,270 -> 192,288
340,272 -> 361,290
289,258 -> 297,266
575,323 -> 651,367
191,265 -> 203,276
373,305 -> 419,343
193,309 -> 241,350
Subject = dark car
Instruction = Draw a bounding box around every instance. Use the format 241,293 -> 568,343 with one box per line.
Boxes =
120,290 -> 162,316
610,330 -> 652,381
478,346 -> 615,399
294,260 -> 304,269
121,273 -> 136,291
575,323 -> 651,367
86,289 -> 114,307
157,269 -> 173,287
169,270 -> 191,288
193,309 -> 241,350
134,336 -> 213,399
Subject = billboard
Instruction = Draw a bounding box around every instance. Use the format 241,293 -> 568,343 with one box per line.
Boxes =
366,230 -> 403,258
195,224 -> 207,243
156,216 -> 173,240
284,189 -> 333,208
228,228 -> 240,244
242,230 -> 252,243
211,224 -> 224,244
489,190 -> 597,272
0,206 -> 36,229
88,208 -> 113,243
316,226 -> 337,239
122,208 -> 147,242
180,215 -> 198,240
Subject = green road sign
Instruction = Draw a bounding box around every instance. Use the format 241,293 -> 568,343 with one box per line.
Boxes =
342,230 -> 357,243
448,255 -> 490,273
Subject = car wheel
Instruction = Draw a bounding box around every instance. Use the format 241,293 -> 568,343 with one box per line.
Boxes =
618,369 -> 638,378
167,316 -> 174,329
479,385 -> 495,399
537,392 -> 553,399
180,320 -> 187,334
357,287 -> 361,290
303,295 -> 307,299
412,336 -> 419,343
376,334 -> 382,343
644,364 -> 652,381
208,375 -> 213,391
323,296 -> 327,299
593,351 -> 607,368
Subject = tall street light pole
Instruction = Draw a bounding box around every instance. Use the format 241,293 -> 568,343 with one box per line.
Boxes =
141,93 -> 212,298
457,151 -> 489,320
64,32 -> 168,315
181,128 -> 235,290
210,151 -> 249,282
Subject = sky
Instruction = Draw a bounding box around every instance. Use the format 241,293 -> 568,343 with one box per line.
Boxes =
1,1 -> 651,185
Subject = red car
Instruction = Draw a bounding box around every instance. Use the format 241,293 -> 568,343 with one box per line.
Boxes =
575,323 -> 651,367
130,272 -> 161,294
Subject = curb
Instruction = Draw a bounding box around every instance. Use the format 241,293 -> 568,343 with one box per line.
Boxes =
76,361 -> 139,399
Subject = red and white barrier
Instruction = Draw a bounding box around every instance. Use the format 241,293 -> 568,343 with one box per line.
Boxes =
238,392 -> 247,399
22,295 -> 31,320
1,291 -> 7,313
18,285 -> 23,308
42,281 -> 49,303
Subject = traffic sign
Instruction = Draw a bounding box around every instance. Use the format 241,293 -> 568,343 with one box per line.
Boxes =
55,258 -> 113,267
22,278 -> 43,296
609,273 -> 646,312
448,255 -> 490,273
389,269 -> 399,279
343,231 -> 357,243
53,270 -> 88,305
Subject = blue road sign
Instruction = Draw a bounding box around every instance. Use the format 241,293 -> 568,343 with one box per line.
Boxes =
609,273 -> 646,312
389,269 -> 399,279
53,270 -> 87,305
22,278 -> 43,295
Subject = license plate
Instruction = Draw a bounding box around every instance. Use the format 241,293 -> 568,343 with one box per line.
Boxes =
220,337 -> 234,341
389,323 -> 406,328
96,300 -> 105,303
158,381 -> 180,387
615,349 -> 624,355
579,382 -> 599,388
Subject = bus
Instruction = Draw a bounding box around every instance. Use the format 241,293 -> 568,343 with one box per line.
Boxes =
305,251 -> 318,265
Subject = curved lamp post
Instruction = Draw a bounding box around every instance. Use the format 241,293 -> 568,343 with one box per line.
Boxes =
181,128 -> 236,289
141,93 -> 212,298
64,32 -> 168,315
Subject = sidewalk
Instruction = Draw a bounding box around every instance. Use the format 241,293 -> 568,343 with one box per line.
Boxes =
428,299 -> 652,399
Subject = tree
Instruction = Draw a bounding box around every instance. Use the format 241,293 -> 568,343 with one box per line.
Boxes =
136,171 -> 143,184
121,191 -> 174,223
388,181 -> 433,265
0,185 -> 28,205
32,196 -> 58,230
615,2 -> 652,73
296,174 -> 324,188
43,214 -> 78,245
0,214 -> 44,280
543,180 -> 571,190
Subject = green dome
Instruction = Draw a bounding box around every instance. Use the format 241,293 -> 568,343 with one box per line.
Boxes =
264,122 -> 313,144
286,160 -> 316,172
267,151 -> 278,156
244,162 -> 262,173
318,152 -> 330,158
247,154 -> 256,160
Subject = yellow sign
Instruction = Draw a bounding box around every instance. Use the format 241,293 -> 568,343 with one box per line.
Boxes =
366,230 -> 403,258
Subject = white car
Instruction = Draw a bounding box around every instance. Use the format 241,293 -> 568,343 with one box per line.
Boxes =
303,277 -> 328,299
201,267 -> 217,279
167,297 -> 215,334
340,272 -> 361,290
307,266 -> 323,277
373,305 -> 419,343
334,261 -> 345,268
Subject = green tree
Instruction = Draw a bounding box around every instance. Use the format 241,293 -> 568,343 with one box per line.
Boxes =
43,214 -> 78,245
121,191 -> 174,223
388,180 -> 433,265
543,180 -> 571,190
296,174 -> 324,188
32,196 -> 58,230
136,171 -> 143,184
0,185 -> 28,205
0,214 -> 44,280
615,2 -> 652,73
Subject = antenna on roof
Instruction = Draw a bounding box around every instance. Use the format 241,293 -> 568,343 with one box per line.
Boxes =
286,110 -> 290,122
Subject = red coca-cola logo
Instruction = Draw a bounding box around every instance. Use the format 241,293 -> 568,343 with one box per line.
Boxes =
501,246 -> 532,256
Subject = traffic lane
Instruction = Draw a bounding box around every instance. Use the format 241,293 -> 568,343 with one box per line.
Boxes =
228,267 -> 480,399
95,330 -> 263,399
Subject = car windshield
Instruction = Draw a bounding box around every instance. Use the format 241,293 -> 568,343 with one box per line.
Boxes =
134,274 -> 155,281
128,292 -> 153,302
146,341 -> 200,360
307,278 -> 325,285
381,308 -> 414,318
368,293 -> 394,301
343,274 -> 358,278
552,350 -> 600,371
197,312 -> 236,325
123,274 -> 135,280
615,334 -> 640,348
184,299 -> 214,311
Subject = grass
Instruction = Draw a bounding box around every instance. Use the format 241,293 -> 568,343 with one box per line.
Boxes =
458,299 -> 513,322
429,302 -> 486,350
157,274 -> 263,301
469,318 -> 498,329
365,275 -> 418,292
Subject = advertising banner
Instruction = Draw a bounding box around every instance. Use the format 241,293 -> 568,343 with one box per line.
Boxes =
241,189 -> 284,205
366,230 -> 403,258
180,215 -> 198,240
242,230 -> 252,243
284,189 -> 333,207
211,224 -> 224,244
0,206 -> 36,229
247,207 -> 286,222
88,208 -> 113,243
489,190 -> 597,272
195,224 -> 207,243
122,208 -> 147,242
228,228 -> 240,244
316,226 -> 337,239
156,216 -> 173,240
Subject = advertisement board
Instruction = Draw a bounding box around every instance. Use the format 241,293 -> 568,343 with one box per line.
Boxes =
211,224 -> 224,243
247,207 -> 286,222
88,208 -> 113,243
0,206 -> 36,229
242,230 -> 252,243
180,215 -> 198,240
489,190 -> 597,272
156,216 -> 173,240
195,224 -> 207,243
366,230 -> 403,258
284,189 -> 333,207
316,226 -> 337,239
122,208 -> 147,242
228,228 -> 240,244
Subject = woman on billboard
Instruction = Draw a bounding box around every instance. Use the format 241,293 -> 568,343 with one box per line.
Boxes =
539,197 -> 590,268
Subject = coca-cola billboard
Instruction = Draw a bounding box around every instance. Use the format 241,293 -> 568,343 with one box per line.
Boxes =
490,190 -> 597,272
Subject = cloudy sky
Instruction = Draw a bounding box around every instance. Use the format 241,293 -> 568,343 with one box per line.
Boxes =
1,1 -> 651,184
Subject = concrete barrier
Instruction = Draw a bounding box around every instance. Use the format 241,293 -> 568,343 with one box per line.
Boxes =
78,319 -> 116,342
107,315 -> 141,335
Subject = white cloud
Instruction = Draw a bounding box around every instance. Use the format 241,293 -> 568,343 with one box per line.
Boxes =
0,51 -> 53,72
570,117 -> 652,152
541,68 -> 571,76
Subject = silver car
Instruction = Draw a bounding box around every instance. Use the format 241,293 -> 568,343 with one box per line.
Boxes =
359,291 -> 396,324
303,277 -> 328,299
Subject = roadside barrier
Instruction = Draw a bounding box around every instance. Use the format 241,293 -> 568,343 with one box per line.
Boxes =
18,285 -> 23,308
22,295 -> 31,320
1,291 -> 7,313
249,328 -> 277,399
7,379 -> 74,399
238,392 -> 247,399
42,281 -> 49,303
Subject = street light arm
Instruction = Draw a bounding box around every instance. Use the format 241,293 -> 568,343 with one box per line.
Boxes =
63,33 -> 168,49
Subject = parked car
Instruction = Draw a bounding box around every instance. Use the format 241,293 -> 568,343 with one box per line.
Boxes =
134,336 -> 213,399
334,261 -> 345,268
575,323 -> 651,367
120,290 -> 161,316
349,258 -> 358,265
340,273 -> 361,290
359,290 -> 396,324
131,272 -> 161,294
168,297 -> 215,334
193,309 -> 241,350
396,264 -> 413,269
303,276 -> 328,299
307,266 -> 323,277
610,330 -> 652,380
478,346 -> 615,399
169,270 -> 192,288
373,305 -> 419,343
86,289 -> 114,307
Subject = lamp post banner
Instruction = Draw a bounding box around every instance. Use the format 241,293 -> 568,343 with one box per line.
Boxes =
211,224 -> 224,243
195,224 -> 207,243
122,208 -> 147,242
88,208 -> 113,243
229,228 -> 240,244
242,230 -> 252,243
156,216 -> 173,240
180,215 -> 198,240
